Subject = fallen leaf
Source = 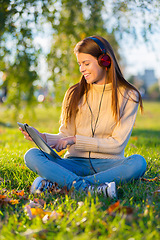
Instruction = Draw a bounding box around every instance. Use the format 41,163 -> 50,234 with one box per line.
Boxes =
12,189 -> 28,200
33,198 -> 46,207
30,207 -> 50,218
131,136 -> 138,141
0,194 -> 6,200
25,205 -> 48,220
25,205 -> 63,221
143,204 -> 155,216
27,199 -> 46,209
107,201 -> 120,215
12,189 -> 25,196
42,210 -> 63,223
106,201 -> 134,218
0,189 -> 28,207
0,196 -> 12,206
141,177 -> 160,182
9,199 -> 19,205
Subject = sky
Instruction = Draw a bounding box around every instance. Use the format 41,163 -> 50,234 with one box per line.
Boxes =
104,0 -> 160,80
35,30 -> 160,86
119,32 -> 160,80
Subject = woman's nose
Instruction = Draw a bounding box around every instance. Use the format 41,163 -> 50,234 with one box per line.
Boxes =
80,64 -> 86,73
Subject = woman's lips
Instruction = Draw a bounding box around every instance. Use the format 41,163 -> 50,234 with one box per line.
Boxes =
84,74 -> 90,79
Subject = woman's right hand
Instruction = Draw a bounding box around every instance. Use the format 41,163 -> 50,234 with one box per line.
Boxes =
19,127 -> 47,142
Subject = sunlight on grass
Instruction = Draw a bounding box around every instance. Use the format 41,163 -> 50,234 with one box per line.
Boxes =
0,101 -> 159,239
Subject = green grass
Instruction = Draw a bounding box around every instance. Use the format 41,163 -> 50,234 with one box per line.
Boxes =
0,101 -> 160,240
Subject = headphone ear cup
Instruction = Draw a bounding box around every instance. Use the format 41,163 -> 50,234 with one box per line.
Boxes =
98,54 -> 111,68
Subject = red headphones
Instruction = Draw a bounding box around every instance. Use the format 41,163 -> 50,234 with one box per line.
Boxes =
89,37 -> 111,69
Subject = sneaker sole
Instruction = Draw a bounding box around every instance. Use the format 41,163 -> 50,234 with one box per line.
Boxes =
30,176 -> 44,193
107,182 -> 117,199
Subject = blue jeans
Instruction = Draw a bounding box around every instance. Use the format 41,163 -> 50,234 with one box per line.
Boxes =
24,148 -> 147,191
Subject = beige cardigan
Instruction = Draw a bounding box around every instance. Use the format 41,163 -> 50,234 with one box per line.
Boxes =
44,83 -> 139,159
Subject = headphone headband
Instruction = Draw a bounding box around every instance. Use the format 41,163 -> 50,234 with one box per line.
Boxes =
89,37 -> 106,54
88,37 -> 111,69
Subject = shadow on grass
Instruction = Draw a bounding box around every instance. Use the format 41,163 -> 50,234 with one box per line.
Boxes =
132,129 -> 160,147
0,121 -> 14,128
132,129 -> 160,138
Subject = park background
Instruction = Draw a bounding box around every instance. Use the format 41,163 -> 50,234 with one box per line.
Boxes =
1,0 -> 160,113
0,1 -> 160,239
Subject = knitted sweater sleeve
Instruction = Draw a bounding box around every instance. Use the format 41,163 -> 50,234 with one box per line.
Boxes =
75,91 -> 139,155
44,122 -> 75,146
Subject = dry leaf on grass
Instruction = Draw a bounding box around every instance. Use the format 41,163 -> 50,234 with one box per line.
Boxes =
106,200 -> 134,220
26,199 -> 46,208
0,194 -> 6,200
25,205 -> 63,222
12,189 -> 28,199
33,198 -> 46,207
131,136 -> 138,141
0,194 -> 19,206
9,199 -> 20,205
25,205 -> 49,219
141,177 -> 160,182
42,210 -> 64,223
0,189 -> 29,206
12,189 -> 25,196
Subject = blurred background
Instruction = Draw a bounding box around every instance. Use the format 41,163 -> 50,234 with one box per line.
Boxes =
0,0 -> 160,120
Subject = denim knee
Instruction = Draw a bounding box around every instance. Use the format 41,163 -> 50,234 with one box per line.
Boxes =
133,154 -> 147,177
24,148 -> 40,169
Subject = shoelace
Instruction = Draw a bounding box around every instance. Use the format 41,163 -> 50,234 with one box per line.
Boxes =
40,180 -> 53,191
88,186 -> 94,192
88,183 -> 108,194
96,183 -> 108,194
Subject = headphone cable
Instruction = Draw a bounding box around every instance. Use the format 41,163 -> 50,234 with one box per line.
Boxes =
86,82 -> 106,173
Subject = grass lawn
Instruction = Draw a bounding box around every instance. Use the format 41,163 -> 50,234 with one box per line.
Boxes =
0,101 -> 159,239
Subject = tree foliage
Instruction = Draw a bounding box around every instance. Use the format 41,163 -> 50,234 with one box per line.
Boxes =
0,0 -> 160,111
102,0 -> 160,41
0,0 -> 55,115
47,0 -> 120,103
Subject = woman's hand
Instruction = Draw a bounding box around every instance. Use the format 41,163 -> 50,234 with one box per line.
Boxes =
19,127 -> 47,142
51,136 -> 76,152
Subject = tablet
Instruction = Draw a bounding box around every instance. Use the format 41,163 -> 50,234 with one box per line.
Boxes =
17,122 -> 61,159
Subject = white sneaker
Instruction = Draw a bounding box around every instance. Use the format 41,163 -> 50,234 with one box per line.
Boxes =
88,182 -> 117,199
30,176 -> 54,194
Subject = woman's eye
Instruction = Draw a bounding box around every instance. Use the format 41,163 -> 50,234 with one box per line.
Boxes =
85,63 -> 89,66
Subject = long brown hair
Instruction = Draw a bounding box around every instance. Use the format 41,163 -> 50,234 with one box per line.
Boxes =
61,35 -> 143,125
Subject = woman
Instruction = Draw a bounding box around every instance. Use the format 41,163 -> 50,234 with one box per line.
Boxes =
20,36 -> 147,198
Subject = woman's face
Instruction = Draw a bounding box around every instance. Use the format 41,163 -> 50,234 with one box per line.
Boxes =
76,53 -> 107,85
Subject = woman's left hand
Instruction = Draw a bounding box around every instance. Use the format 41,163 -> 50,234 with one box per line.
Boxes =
51,136 -> 76,152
